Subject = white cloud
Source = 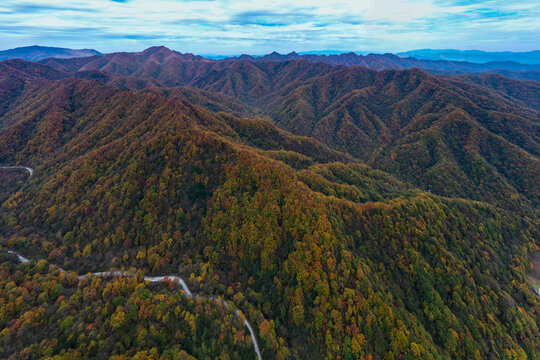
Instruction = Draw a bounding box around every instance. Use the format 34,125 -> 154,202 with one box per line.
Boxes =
0,0 -> 538,53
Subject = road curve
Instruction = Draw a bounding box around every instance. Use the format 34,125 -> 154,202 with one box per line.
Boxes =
8,251 -> 262,360
0,166 -> 33,177
7,250 -> 29,263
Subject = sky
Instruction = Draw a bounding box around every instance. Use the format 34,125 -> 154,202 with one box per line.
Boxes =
0,0 -> 539,55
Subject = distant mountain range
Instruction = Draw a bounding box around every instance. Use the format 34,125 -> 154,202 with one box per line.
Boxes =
227,51 -> 540,72
398,49 -> 540,65
0,45 -> 102,62
4,45 -> 540,66
3,46 -> 540,81
32,46 -> 540,83
298,50 -> 369,55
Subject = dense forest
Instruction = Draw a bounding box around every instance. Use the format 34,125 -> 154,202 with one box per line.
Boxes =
0,49 -> 539,359
0,168 -> 28,204
0,252 -> 258,359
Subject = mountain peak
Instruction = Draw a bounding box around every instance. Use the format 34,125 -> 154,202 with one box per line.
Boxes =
142,46 -> 173,55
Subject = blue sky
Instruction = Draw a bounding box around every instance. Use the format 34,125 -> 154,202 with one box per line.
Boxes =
0,0 -> 539,54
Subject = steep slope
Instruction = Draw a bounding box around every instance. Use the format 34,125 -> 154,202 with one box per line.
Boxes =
0,167 -> 28,203
259,67 -> 540,209
0,60 -> 70,130
142,86 -> 259,118
0,59 -> 68,80
5,56 -> 539,210
447,73 -> 540,111
40,49 -> 340,99
40,55 -> 104,72
0,74 -> 538,359
188,60 -> 339,101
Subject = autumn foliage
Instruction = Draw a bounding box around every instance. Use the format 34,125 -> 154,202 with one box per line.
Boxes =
0,52 -> 539,359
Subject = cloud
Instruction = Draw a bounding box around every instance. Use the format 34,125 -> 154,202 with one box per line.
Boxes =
9,2 -> 98,13
0,0 -> 538,53
229,9 -> 316,26
103,33 -> 170,40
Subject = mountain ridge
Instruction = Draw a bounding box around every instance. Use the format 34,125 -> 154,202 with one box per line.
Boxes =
40,46 -> 540,82
398,49 -> 540,65
4,55 -> 540,210
225,50 -> 540,73
0,45 -> 102,62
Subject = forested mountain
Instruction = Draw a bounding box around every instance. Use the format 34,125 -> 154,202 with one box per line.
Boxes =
0,45 -> 102,62
229,51 -> 540,71
259,67 -> 540,209
40,46 -> 212,79
32,49 -> 540,209
482,70 -> 540,83
224,51 -> 540,80
0,49 -> 539,359
41,46 -> 540,82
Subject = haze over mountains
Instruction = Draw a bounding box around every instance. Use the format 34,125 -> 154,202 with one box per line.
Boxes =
1,45 -> 539,359
0,45 -> 102,62
3,45 -> 540,81
398,49 -> 540,65
228,51 -> 540,75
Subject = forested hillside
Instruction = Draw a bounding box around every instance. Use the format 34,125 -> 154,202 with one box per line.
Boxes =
0,253 -> 258,359
259,66 -> 540,209
0,51 -> 539,359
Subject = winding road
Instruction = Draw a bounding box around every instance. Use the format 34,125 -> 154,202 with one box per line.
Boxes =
533,252 -> 540,297
8,251 -> 263,360
0,166 -> 34,177
3,166 -> 262,360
